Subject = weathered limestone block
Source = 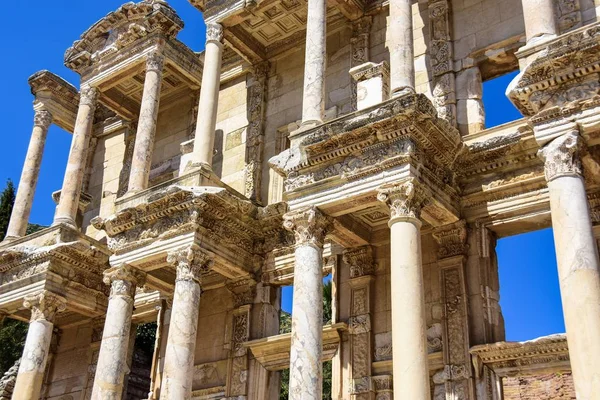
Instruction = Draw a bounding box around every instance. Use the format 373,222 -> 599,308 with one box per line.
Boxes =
349,62 -> 390,111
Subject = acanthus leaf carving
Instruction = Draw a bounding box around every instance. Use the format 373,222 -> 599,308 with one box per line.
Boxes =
283,206 -> 332,247
377,178 -> 430,220
167,244 -> 214,284
23,291 -> 67,323
538,130 -> 583,181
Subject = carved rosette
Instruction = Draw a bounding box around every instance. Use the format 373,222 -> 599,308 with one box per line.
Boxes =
343,246 -> 375,279
432,220 -> 468,258
167,245 -> 213,285
33,110 -> 53,130
79,86 -> 99,108
146,51 -> 165,73
539,131 -> 583,181
283,206 -> 332,247
377,178 -> 429,222
23,291 -> 67,323
206,23 -> 224,44
103,264 -> 146,299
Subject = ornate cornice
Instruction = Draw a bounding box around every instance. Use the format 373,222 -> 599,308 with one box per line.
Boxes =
23,291 -> 67,323
377,178 -> 430,222
167,244 -> 214,284
538,131 -> 583,181
283,206 -> 332,247
33,110 -> 53,130
343,246 -> 375,278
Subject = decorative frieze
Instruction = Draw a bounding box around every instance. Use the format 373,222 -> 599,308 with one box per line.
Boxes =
283,206 -> 332,247
377,178 -> 430,220
538,131 -> 583,181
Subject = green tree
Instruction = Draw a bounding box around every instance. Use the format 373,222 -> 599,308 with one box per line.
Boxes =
280,280 -> 333,399
0,179 -> 15,241
0,319 -> 28,376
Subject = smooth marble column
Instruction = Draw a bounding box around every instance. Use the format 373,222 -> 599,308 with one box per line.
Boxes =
389,0 -> 414,96
283,207 -> 332,400
91,265 -> 145,400
540,132 -> 600,399
192,23 -> 224,170
127,52 -> 165,193
160,246 -> 212,400
5,110 -> 52,240
378,179 -> 430,400
301,0 -> 327,126
53,86 -> 98,227
13,291 -> 66,400
521,0 -> 558,44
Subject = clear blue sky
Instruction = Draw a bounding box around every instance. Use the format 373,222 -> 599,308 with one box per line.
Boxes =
0,4 -> 564,342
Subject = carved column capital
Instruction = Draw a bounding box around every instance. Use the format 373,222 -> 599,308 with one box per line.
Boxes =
206,23 -> 224,43
79,85 -> 99,108
377,178 -> 429,223
146,51 -> 165,73
226,278 -> 257,308
538,131 -> 583,181
103,264 -> 146,299
343,245 -> 376,278
167,244 -> 213,284
33,110 -> 53,130
283,206 -> 332,247
23,291 -> 66,323
432,220 -> 468,258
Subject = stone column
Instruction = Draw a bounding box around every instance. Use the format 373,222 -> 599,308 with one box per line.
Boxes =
127,52 -> 165,194
192,23 -> 224,170
301,0 -> 327,126
4,110 -> 53,240
377,178 -> 430,400
13,291 -> 66,400
283,207 -> 332,400
91,265 -> 145,400
53,86 -> 98,227
160,245 -> 213,400
521,0 -> 558,44
539,131 -> 600,399
389,0 -> 414,96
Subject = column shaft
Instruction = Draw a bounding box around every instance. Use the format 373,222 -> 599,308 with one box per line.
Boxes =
378,180 -> 430,400
91,266 -> 144,400
192,23 -> 223,169
13,292 -> 65,400
5,110 -> 52,240
301,0 -> 326,126
283,207 -> 331,400
389,0 -> 414,96
53,86 -> 98,227
522,0 -> 558,43
127,52 -> 165,193
160,246 -> 210,400
541,133 -> 600,398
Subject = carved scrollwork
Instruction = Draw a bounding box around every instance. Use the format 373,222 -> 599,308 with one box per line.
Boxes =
206,23 -> 224,43
377,178 -> 430,221
103,264 -> 146,298
539,131 -> 583,181
23,291 -> 67,323
283,206 -> 332,247
33,110 -> 53,130
167,244 -> 214,284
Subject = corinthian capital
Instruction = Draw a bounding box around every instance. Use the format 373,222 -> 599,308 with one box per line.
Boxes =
103,264 -> 146,298
167,244 -> 213,284
146,51 -> 165,72
79,85 -> 99,107
538,131 -> 583,181
377,178 -> 429,222
343,245 -> 375,278
33,110 -> 53,130
23,291 -> 67,323
283,206 -> 332,247
206,23 -> 224,43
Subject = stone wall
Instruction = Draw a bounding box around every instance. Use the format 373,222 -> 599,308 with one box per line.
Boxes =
503,372 -> 576,399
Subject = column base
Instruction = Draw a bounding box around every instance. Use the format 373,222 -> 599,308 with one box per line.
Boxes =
51,217 -> 77,229
391,86 -> 415,98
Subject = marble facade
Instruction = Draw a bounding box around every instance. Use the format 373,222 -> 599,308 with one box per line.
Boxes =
1,0 -> 600,399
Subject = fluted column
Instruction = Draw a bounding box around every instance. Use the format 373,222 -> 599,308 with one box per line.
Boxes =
301,0 -> 327,126
539,131 -> 600,399
53,86 -> 98,227
4,110 -> 53,241
160,245 -> 213,400
389,0 -> 414,96
13,291 -> 66,400
91,265 -> 145,400
127,52 -> 165,194
192,23 -> 224,170
377,179 -> 430,400
521,0 -> 558,45
283,207 -> 332,400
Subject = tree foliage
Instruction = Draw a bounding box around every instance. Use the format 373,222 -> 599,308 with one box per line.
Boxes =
135,322 -> 158,357
0,319 -> 28,377
0,179 -> 15,241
